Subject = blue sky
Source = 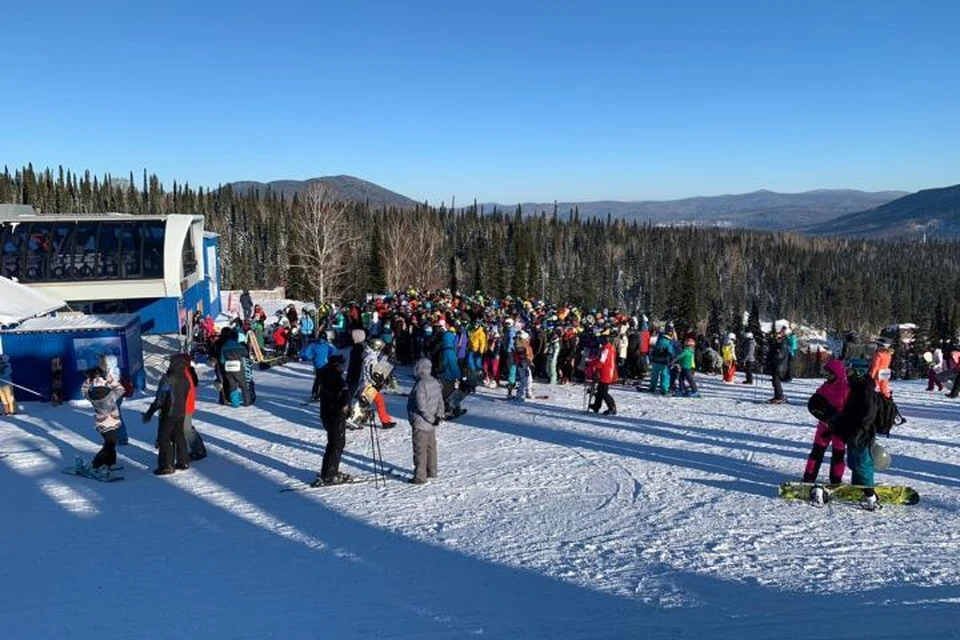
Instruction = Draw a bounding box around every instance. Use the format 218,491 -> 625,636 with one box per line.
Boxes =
2,0 -> 958,204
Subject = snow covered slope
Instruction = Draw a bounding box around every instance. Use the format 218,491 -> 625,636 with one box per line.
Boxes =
2,363 -> 958,639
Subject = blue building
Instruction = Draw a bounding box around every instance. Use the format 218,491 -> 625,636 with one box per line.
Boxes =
0,211 -> 221,334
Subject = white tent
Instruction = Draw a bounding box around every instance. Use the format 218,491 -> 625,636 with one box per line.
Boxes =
0,277 -> 67,327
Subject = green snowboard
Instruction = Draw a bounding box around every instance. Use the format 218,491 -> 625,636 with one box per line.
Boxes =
779,482 -> 920,505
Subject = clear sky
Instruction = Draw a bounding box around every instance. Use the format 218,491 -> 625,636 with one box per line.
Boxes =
2,0 -> 958,204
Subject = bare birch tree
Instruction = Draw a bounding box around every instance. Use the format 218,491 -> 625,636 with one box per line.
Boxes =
381,210 -> 447,290
288,184 -> 361,303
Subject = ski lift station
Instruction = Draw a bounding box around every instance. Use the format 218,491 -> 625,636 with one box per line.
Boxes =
0,207 -> 222,334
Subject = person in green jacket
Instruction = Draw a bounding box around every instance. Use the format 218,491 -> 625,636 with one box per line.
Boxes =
675,337 -> 699,398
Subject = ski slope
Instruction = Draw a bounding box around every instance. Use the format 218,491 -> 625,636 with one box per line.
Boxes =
2,362 -> 959,639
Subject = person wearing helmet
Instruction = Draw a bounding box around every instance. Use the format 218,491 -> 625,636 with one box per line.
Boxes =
512,330 -> 535,400
722,333 -> 737,383
483,326 -> 502,388
358,337 -> 396,428
868,338 -> 893,399
740,332 -> 757,385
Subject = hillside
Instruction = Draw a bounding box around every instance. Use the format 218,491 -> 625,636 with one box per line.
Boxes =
230,175 -> 422,209
485,189 -> 906,230
812,183 -> 960,238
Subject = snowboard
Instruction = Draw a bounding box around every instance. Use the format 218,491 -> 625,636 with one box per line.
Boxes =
62,467 -> 125,483
280,471 -> 403,492
778,482 -> 919,505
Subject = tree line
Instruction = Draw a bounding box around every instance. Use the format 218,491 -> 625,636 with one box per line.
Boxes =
3,163 -> 960,344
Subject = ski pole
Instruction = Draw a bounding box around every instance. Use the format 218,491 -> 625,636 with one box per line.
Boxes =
0,377 -> 49,400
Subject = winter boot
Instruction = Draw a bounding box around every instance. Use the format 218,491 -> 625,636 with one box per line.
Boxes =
809,485 -> 829,507
861,492 -> 882,511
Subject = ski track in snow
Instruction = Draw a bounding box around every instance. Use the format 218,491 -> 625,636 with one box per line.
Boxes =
2,361 -> 960,639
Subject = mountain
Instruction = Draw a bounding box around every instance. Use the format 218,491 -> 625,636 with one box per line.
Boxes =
230,175 -> 421,209
483,189 -> 907,230
811,184 -> 960,239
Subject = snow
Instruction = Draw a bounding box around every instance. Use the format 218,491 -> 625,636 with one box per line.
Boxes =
2,363 -> 960,639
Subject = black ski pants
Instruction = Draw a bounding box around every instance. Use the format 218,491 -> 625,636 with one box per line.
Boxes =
157,416 -> 189,470
590,382 -> 616,413
92,430 -> 118,469
320,412 -> 347,481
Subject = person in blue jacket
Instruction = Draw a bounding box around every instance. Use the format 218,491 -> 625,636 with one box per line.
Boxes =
439,327 -> 463,416
301,332 -> 337,403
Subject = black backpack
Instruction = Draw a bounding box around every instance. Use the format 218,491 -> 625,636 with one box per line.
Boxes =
875,394 -> 905,436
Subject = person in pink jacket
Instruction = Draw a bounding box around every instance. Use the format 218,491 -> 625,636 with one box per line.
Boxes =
803,358 -> 850,484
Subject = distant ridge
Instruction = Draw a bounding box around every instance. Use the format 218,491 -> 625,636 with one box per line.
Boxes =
481,189 -> 907,230
230,175 -> 421,209
811,184 -> 960,238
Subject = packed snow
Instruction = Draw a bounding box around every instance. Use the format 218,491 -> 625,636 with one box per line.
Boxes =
2,360 -> 959,639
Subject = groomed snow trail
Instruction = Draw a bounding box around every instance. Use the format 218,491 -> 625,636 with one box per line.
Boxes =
2,362 -> 958,639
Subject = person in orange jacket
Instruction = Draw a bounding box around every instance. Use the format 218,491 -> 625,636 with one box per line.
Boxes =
589,330 -> 618,415
868,338 -> 893,399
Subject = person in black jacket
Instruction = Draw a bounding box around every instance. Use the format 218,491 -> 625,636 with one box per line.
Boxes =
766,327 -> 790,403
833,372 -> 881,509
313,355 -> 352,486
142,355 -> 192,475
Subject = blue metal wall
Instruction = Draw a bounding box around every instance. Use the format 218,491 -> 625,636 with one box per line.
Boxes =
0,318 -> 145,401
203,234 -> 223,319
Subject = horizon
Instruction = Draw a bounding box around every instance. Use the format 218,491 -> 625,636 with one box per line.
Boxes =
1,1 -> 958,204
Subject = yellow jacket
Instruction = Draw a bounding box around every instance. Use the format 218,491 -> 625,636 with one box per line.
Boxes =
469,326 -> 487,354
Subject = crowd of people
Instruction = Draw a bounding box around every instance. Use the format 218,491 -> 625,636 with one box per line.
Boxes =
65,288 -> 930,499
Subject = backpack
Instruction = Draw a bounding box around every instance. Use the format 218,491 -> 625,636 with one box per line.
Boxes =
875,394 -> 905,436
651,341 -> 672,365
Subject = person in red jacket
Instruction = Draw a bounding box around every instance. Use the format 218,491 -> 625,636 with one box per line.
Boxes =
589,330 -> 618,415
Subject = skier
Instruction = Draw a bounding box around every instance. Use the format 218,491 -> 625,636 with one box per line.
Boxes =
784,326 -> 799,382
803,359 -> 849,493
312,354 -> 353,486
406,357 -> 446,484
80,368 -> 126,478
357,338 -> 397,428
467,322 -> 487,382
740,332 -> 757,385
439,325 -> 465,415
142,355 -> 193,476
589,330 -> 618,414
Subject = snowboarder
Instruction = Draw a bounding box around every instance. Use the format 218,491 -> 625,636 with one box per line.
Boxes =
80,369 -> 126,478
803,359 -> 849,490
833,372 -> 883,510
513,330 -> 535,401
868,337 -> 893,399
406,357 -> 446,484
142,355 -> 192,475
721,333 -> 737,383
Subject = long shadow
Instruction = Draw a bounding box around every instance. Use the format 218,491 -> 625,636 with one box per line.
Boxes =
529,403 -> 810,458
455,409 -> 791,493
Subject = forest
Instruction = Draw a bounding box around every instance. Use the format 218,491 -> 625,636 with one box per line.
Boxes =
3,163 -> 960,345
